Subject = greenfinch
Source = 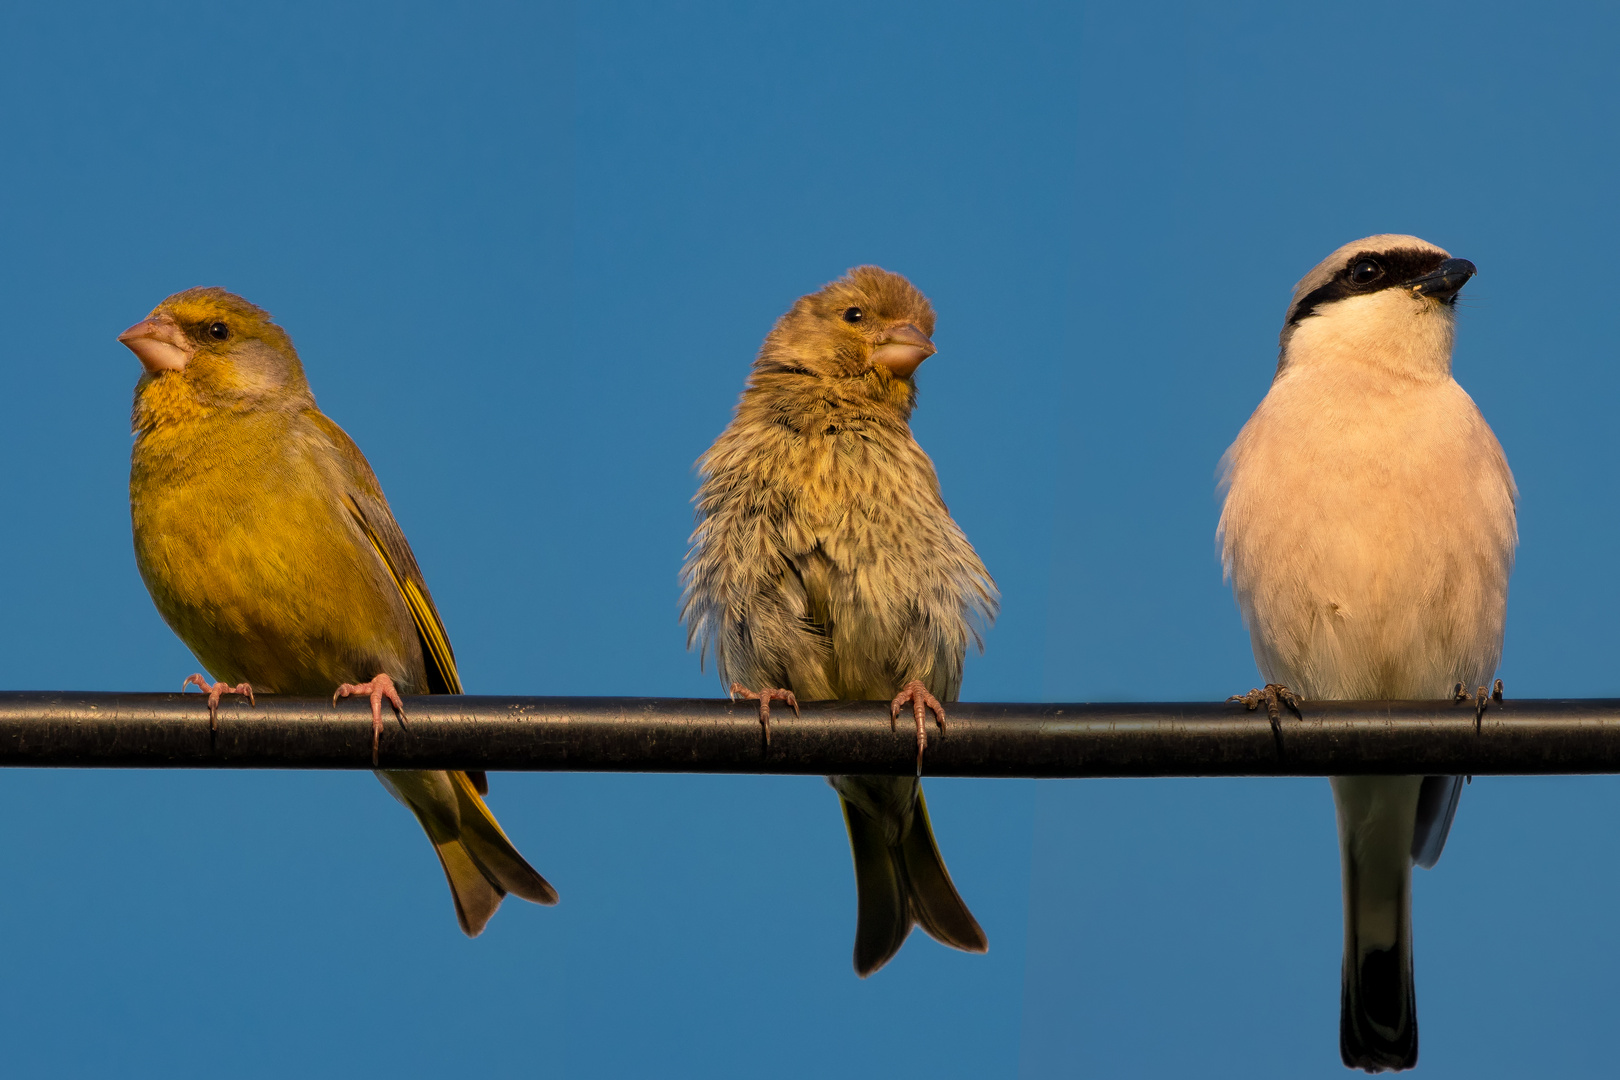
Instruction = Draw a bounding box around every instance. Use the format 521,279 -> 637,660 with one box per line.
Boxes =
120,287 -> 557,936
681,266 -> 997,976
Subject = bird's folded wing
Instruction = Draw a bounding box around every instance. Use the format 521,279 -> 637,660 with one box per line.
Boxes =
306,412 -> 463,698
346,495 -> 461,695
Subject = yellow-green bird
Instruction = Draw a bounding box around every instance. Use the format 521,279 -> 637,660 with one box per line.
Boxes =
681,266 -> 998,976
119,287 -> 557,935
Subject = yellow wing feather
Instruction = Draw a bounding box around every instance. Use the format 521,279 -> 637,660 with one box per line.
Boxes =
346,497 -> 462,695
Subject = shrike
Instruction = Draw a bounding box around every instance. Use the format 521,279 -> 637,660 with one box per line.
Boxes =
1218,235 -> 1517,1071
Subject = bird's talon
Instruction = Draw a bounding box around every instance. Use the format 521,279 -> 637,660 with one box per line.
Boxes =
890,680 -> 945,775
731,683 -> 797,747
182,674 -> 254,734
1228,684 -> 1299,755
333,673 -> 406,766
1228,683 -> 1302,718
1492,678 -> 1504,702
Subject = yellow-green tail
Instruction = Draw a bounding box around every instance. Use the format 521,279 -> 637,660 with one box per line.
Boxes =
840,785 -> 987,976
382,769 -> 558,937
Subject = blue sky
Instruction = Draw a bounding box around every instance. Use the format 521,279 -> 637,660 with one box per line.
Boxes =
0,2 -> 1616,1076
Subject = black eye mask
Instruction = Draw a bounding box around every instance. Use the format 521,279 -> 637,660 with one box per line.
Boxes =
1285,248 -> 1449,327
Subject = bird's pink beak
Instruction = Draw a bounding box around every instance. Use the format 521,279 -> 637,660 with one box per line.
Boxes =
118,315 -> 192,374
870,323 -> 936,379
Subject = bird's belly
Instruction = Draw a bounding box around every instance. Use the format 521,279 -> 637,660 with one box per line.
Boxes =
132,472 -> 414,694
1237,510 -> 1504,700
1224,375 -> 1514,702
1230,478 -> 1508,702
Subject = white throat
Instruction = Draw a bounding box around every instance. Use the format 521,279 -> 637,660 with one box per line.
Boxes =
1280,289 -> 1457,383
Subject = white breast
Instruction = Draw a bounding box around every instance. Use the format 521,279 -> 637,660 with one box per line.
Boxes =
1219,358 -> 1517,701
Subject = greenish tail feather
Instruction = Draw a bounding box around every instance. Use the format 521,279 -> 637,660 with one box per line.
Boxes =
451,771 -> 559,906
433,837 -> 504,937
840,796 -> 910,977
839,789 -> 987,977
902,789 -> 988,955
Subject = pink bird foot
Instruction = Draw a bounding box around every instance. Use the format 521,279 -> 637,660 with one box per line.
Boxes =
333,673 -> 407,766
891,679 -> 946,776
731,682 -> 798,745
182,673 -> 255,733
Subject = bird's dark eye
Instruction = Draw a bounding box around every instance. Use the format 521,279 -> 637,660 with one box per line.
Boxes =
1349,259 -> 1384,286
207,322 -> 230,340
842,307 -> 864,323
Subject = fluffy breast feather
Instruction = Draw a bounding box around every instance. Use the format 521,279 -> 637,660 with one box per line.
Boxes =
682,384 -> 996,702
1219,364 -> 1517,700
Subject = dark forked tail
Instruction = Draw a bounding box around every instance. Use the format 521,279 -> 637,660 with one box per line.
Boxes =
840,782 -> 987,977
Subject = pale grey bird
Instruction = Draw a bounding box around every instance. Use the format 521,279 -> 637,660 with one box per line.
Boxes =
1219,235 -> 1517,1072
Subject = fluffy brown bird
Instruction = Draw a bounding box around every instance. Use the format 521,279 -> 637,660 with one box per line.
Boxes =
121,286 -> 557,936
681,266 -> 997,976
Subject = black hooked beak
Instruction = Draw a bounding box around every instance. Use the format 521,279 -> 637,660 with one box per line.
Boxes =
1407,258 -> 1476,303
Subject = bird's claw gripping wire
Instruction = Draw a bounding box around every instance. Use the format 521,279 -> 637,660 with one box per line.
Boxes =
891,680 -> 947,777
1458,678 -> 1505,733
182,674 -> 255,735
731,683 -> 798,746
1228,683 -> 1302,756
333,673 -> 408,766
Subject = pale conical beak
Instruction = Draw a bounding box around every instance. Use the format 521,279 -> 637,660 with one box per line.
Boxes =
870,323 -> 936,379
118,316 -> 192,373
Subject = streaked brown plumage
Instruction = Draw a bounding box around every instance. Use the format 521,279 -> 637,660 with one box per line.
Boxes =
681,266 -> 997,976
122,286 -> 557,936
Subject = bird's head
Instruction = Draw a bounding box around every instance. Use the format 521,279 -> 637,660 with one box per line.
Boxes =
119,287 -> 310,407
755,266 -> 938,392
1277,235 -> 1476,378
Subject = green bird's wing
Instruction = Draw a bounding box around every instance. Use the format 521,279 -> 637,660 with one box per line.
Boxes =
306,412 -> 461,696
307,411 -> 479,798
307,411 -> 555,922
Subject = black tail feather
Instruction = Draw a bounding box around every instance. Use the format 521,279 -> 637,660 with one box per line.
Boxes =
1340,861 -> 1418,1071
1341,943 -> 1418,1071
